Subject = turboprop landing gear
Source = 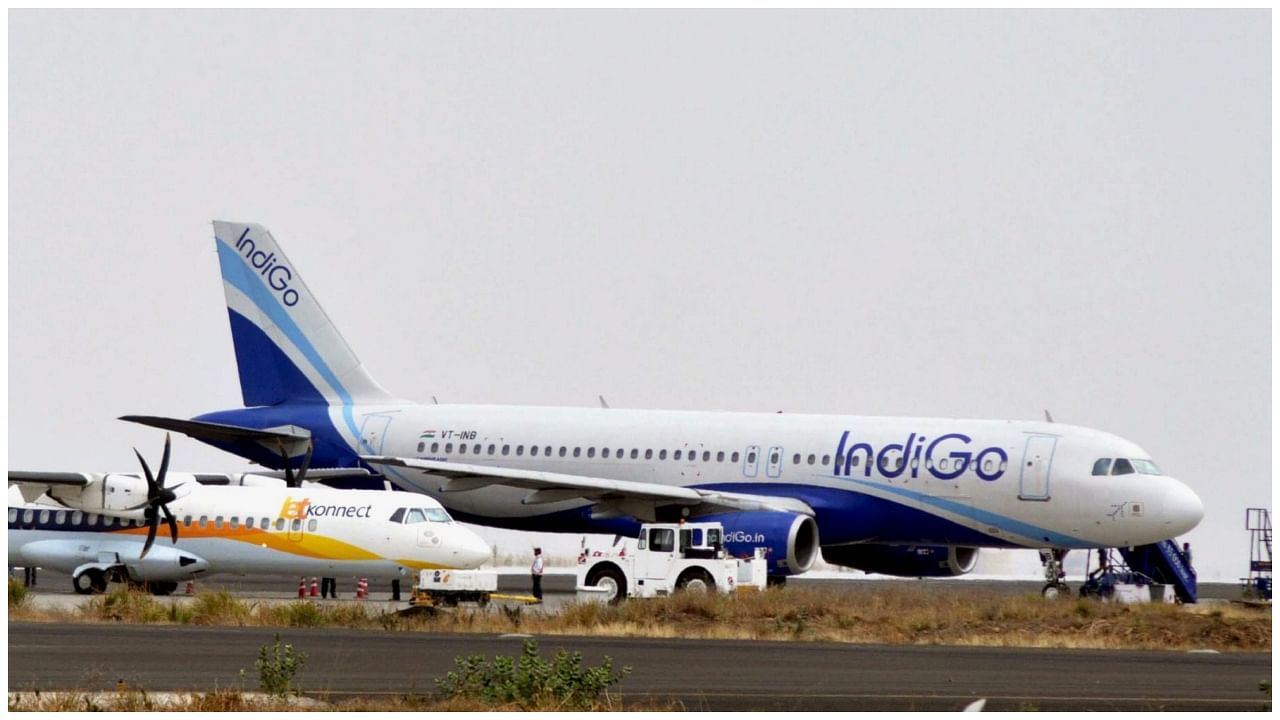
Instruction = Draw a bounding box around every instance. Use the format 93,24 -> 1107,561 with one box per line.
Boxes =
1039,549 -> 1070,598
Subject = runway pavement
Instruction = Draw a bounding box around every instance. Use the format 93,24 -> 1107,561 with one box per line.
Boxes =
8,623 -> 1270,711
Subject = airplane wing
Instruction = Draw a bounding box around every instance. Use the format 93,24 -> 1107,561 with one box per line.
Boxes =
7,471 -> 92,503
190,468 -> 374,485
360,456 -> 815,520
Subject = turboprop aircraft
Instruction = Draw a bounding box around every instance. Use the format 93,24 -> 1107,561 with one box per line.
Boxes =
8,435 -> 491,595
125,221 -> 1204,592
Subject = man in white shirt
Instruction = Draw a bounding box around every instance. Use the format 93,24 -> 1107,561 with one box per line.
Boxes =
531,547 -> 544,603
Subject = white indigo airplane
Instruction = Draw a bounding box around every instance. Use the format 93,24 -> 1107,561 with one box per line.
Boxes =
124,222 -> 1204,598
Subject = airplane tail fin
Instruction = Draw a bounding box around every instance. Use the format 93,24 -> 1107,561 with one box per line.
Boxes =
212,221 -> 400,407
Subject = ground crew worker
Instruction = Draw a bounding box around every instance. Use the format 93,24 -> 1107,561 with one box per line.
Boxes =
531,547 -> 544,603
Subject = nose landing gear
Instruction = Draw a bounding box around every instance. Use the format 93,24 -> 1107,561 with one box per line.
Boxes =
1039,548 -> 1070,598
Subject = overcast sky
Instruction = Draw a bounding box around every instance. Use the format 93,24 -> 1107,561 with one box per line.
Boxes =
9,11 -> 1270,580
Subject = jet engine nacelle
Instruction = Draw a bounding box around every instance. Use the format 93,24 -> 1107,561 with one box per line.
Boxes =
822,544 -> 979,577
698,511 -> 820,576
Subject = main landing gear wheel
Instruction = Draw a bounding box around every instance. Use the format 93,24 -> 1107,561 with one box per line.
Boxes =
585,565 -> 627,605
676,569 -> 716,595
73,570 -> 108,595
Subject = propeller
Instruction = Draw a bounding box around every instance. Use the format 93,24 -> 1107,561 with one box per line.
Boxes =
132,433 -> 182,559
278,440 -> 314,489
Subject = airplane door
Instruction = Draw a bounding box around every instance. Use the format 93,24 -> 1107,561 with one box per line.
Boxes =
766,446 -> 784,478
638,526 -> 678,581
743,445 -> 760,478
360,414 -> 394,455
1018,435 -> 1057,501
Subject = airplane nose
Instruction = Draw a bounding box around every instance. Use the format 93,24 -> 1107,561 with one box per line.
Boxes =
1163,481 -> 1204,535
451,530 -> 492,569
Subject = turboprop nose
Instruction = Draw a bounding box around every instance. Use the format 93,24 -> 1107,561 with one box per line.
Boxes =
1163,481 -> 1204,536
450,529 -> 492,569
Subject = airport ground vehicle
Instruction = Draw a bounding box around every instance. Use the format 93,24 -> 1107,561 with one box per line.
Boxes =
577,521 -> 768,603
409,568 -> 498,606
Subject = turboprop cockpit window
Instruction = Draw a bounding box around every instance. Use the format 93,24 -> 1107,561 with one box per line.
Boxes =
1092,458 -> 1112,476
389,508 -> 406,524
405,508 -> 427,524
425,508 -> 451,523
1131,459 -> 1163,475
1111,458 -> 1135,475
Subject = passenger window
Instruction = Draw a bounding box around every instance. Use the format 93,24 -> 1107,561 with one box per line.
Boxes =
545,446 -> 553,456
602,448 -> 610,459
307,519 -> 317,532
516,446 -> 524,456
72,511 -> 83,525
793,453 -> 801,465
650,528 -> 675,553
55,510 -> 66,525
631,449 -> 639,459
674,450 -> 682,461
1111,458 -> 1135,475
851,456 -> 860,467
261,517 -> 269,529
939,459 -> 949,470
215,516 -> 224,529
489,444 -> 497,455
821,454 -> 830,466
732,451 -> 740,463
475,444 -> 482,454
587,447 -> 596,458
389,508 -> 405,523
459,444 -> 467,455
446,443 -> 454,453
7,508 -> 15,523
503,445 -> 510,455
716,451 -> 725,462
39,510 -> 50,524
645,449 -> 653,459
417,442 -> 425,453
229,516 -> 240,529
746,451 -> 755,464
983,460 -> 993,473
291,518 -> 302,532
246,517 -> 255,529
659,449 -> 668,460
770,451 -> 780,465
702,451 -> 710,462
431,442 -> 440,453
560,447 -> 567,457
274,518 -> 285,531
573,447 -> 581,457
532,446 -> 540,457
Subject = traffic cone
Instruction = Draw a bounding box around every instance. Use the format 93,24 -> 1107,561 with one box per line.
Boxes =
298,577 -> 306,598
310,577 -> 319,597
185,580 -> 195,596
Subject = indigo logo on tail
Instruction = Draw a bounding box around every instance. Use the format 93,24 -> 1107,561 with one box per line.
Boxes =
235,227 -> 300,307
833,431 -> 1009,482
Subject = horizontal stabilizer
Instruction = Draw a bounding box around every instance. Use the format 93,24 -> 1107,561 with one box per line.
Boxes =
120,415 -> 311,444
191,468 -> 373,485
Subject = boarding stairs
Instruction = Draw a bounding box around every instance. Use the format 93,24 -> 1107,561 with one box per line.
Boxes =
1244,508 -> 1271,600
1119,539 -> 1197,604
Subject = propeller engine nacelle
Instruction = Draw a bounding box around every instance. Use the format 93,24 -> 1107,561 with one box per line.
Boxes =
822,544 -> 980,577
101,474 -> 151,512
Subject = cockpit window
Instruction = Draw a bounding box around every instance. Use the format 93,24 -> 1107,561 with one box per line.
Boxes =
389,508 -> 405,524
405,508 -> 427,524
1111,458 -> 1135,475
425,508 -> 452,523
1131,459 -> 1162,475
1092,458 -> 1112,476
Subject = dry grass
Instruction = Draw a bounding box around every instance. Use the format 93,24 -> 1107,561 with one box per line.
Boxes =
7,688 -> 674,712
11,585 -> 1270,652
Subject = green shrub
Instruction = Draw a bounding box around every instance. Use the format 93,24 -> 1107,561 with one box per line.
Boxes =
9,578 -> 28,610
255,633 -> 308,697
435,638 -> 629,710
265,600 -> 325,627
